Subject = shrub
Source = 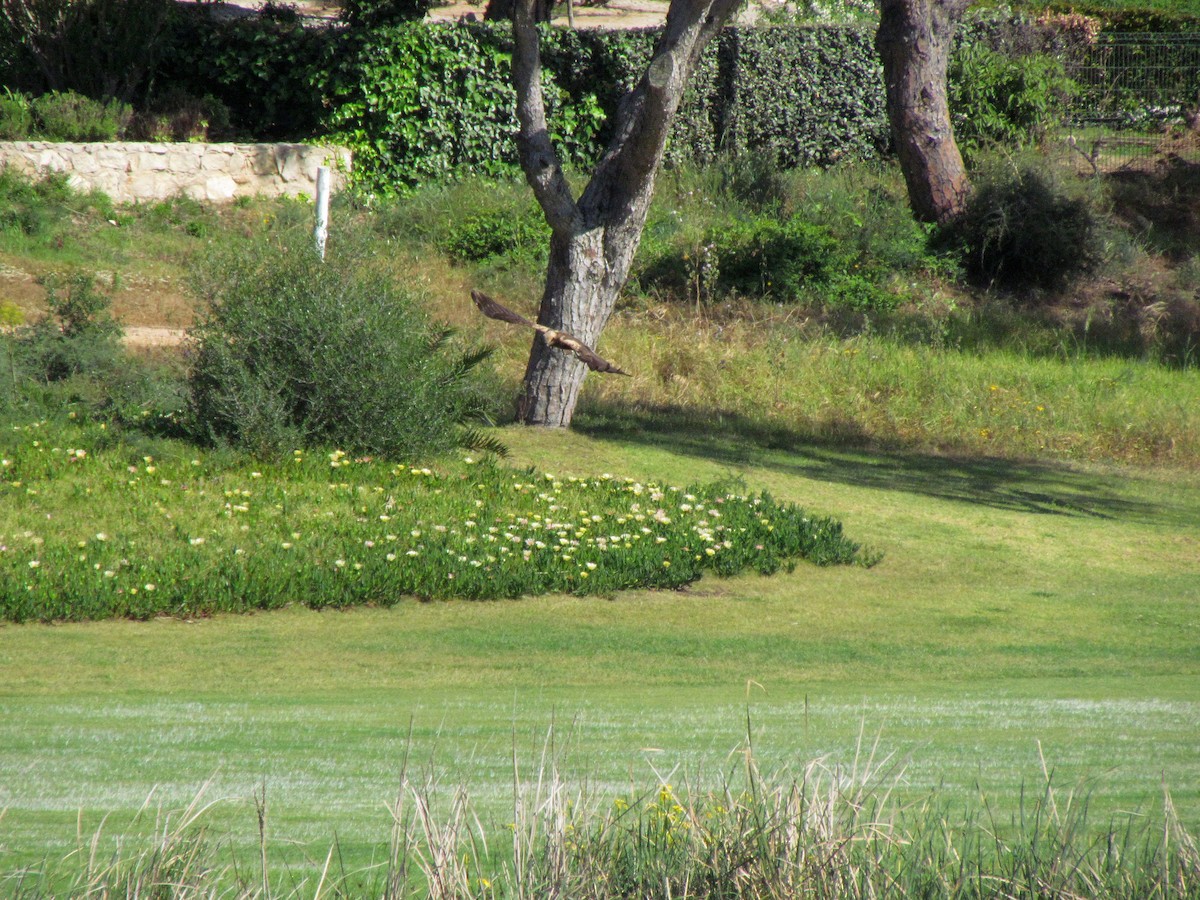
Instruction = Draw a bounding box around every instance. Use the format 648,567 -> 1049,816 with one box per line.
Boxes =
27,273 -> 124,382
786,165 -> 953,280
0,89 -> 34,139
127,89 -> 231,142
443,209 -> 549,266
30,90 -> 133,141
826,273 -> 899,312
714,154 -> 791,214
635,212 -> 881,307
157,5 -> 333,140
1,165 -> 117,239
0,274 -> 125,417
946,161 -> 1107,291
949,46 -> 1077,153
186,234 -> 501,459
0,167 -> 69,236
0,0 -> 176,103
717,216 -> 844,298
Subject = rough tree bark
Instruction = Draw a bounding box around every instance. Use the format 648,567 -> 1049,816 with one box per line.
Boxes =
511,0 -> 741,427
876,0 -> 969,225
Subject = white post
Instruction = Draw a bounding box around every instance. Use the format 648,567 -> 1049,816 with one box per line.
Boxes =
314,166 -> 331,261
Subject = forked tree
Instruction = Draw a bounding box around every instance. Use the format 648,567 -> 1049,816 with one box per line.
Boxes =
876,0 -> 970,224
509,0 -> 741,427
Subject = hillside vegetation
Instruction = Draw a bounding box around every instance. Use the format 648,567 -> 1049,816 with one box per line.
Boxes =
1,64 -> 1199,892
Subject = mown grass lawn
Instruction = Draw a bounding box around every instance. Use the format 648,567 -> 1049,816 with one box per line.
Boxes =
1,425 -> 1197,886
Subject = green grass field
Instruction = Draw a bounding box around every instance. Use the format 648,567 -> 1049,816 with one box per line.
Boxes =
2,426 -> 1197,889
1,159 -> 1198,893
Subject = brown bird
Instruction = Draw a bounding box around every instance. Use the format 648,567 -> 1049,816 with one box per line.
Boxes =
470,290 -> 630,376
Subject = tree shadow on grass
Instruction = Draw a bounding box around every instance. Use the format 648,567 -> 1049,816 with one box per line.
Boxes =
573,402 -> 1196,525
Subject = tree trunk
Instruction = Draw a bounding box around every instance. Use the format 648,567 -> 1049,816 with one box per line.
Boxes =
517,207 -> 646,425
876,0 -> 969,225
511,0 -> 740,427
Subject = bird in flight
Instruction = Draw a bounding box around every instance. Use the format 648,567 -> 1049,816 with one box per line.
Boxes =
470,290 -> 630,376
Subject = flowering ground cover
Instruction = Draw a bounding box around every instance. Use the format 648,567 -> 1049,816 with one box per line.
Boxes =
0,419 -> 868,622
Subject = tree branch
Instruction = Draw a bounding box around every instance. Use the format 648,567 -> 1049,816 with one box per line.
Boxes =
512,0 -> 580,232
582,0 -> 741,215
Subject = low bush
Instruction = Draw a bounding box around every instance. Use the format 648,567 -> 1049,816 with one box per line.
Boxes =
29,90 -> 133,141
717,216 -> 844,298
0,166 -> 71,236
0,88 -> 34,139
0,167 -> 114,242
27,273 -> 123,382
636,212 -> 843,303
126,89 -> 231,142
945,160 -> 1109,291
0,274 -> 123,405
0,273 -> 172,426
636,210 -> 899,312
186,233 -> 501,458
443,208 -> 549,266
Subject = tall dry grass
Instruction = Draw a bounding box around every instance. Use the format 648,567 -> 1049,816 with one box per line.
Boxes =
10,729 -> 1199,899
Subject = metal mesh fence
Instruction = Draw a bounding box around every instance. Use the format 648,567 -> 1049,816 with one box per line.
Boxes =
1062,32 -> 1200,167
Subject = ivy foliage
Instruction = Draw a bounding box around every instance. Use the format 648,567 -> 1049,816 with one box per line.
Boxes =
321,23 -> 889,195
715,26 -> 889,168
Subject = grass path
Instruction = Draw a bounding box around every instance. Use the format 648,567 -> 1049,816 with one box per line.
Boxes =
1,427 -> 1197,879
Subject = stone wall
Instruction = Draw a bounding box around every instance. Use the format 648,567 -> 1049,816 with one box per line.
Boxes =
0,142 -> 351,204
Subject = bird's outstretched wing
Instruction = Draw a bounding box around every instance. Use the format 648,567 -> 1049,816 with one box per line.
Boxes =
470,290 -> 630,376
548,332 -> 630,375
471,290 -> 534,328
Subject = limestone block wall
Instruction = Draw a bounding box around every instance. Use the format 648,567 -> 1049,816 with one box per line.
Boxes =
0,142 -> 351,203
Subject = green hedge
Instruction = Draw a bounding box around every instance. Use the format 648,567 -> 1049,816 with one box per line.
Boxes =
15,3 -> 1195,195
715,26 -> 888,167
320,22 -> 888,194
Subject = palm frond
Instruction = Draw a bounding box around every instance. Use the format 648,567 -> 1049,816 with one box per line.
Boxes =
458,427 -> 509,458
